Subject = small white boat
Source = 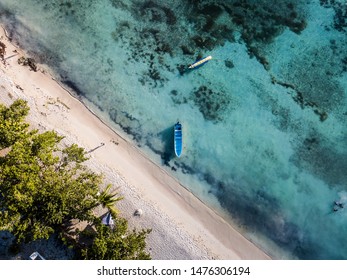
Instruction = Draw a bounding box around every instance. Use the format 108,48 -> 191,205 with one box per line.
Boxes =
174,122 -> 182,157
188,55 -> 212,69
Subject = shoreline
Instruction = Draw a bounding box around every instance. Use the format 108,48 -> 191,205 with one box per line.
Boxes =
0,25 -> 271,260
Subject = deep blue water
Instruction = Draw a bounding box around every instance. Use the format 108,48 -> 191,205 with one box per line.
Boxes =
0,0 -> 346,259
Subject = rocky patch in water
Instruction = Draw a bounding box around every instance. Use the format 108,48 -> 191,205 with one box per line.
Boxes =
292,129 -> 347,187
192,85 -> 230,122
110,0 -> 308,88
277,44 -> 346,120
320,0 -> 347,32
169,85 -> 231,123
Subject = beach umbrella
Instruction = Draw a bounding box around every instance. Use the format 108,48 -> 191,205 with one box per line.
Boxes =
101,212 -> 114,229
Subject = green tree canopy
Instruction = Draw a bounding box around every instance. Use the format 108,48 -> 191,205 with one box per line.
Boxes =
96,184 -> 123,217
0,100 -> 151,260
0,123 -> 103,242
0,99 -> 30,149
81,218 -> 151,260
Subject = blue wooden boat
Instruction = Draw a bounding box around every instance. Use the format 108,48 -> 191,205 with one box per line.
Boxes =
174,122 -> 183,157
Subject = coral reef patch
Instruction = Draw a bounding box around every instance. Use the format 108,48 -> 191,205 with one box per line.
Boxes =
320,0 -> 347,32
192,85 -> 230,122
292,130 -> 347,186
110,0 -> 308,87
275,43 -> 346,120
169,85 -> 230,123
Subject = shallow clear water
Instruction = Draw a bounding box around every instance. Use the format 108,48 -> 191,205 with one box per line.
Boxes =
0,0 -> 346,259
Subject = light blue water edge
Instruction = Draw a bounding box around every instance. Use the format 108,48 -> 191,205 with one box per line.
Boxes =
0,0 -> 347,259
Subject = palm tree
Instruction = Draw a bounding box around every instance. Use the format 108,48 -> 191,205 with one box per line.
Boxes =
95,184 -> 123,217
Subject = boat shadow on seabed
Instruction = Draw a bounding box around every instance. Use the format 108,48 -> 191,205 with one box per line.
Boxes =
157,126 -> 175,166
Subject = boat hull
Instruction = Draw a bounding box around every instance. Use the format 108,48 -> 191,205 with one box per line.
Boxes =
188,55 -> 212,69
174,122 -> 182,157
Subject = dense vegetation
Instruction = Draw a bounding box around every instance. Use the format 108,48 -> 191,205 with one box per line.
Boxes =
0,99 -> 151,259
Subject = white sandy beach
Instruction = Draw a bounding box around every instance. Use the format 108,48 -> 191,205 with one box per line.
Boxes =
0,26 -> 270,260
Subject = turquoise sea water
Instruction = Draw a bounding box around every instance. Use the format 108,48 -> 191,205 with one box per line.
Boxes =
0,0 -> 346,259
